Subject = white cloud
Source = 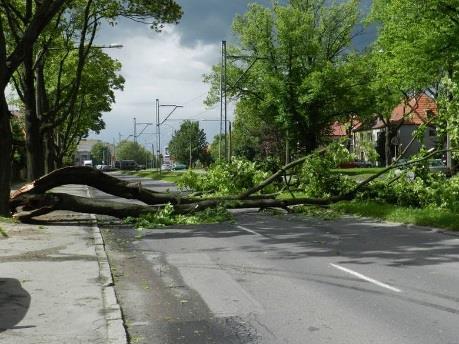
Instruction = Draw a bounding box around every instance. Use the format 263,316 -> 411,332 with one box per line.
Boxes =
90,26 -> 228,151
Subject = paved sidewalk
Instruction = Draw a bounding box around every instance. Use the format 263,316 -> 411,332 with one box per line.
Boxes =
0,185 -> 126,344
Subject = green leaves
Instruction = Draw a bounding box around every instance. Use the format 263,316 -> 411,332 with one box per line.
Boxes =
115,140 -> 152,164
168,121 -> 208,166
205,0 -> 369,156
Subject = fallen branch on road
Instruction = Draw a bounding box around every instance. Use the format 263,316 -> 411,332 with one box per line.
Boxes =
9,149 -> 448,222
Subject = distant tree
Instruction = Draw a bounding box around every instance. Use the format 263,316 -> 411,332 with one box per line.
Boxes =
209,134 -> 226,162
116,140 -> 152,165
168,121 -> 207,167
90,142 -> 111,165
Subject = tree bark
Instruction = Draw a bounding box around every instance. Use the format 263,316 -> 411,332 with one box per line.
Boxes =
0,92 -> 12,216
9,149 -> 449,221
23,51 -> 45,180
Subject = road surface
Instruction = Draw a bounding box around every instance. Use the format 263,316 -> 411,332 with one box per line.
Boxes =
93,173 -> 459,344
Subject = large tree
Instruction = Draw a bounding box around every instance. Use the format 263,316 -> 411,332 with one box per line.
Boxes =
204,0 -> 372,162
369,0 -> 459,165
0,0 -> 182,215
168,120 -> 208,167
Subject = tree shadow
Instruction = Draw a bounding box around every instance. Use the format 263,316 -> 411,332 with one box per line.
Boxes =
139,212 -> 459,268
0,278 -> 31,332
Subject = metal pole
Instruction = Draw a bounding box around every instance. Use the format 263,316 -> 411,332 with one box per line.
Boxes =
228,121 -> 232,161
219,40 -> 224,160
156,99 -> 161,172
223,40 -> 228,160
133,117 -> 137,143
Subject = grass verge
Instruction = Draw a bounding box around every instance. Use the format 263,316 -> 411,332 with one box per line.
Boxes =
332,167 -> 385,176
331,201 -> 459,231
0,226 -> 8,238
129,170 -> 183,183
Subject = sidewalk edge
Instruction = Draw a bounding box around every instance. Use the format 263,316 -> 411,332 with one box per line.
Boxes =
87,188 -> 128,344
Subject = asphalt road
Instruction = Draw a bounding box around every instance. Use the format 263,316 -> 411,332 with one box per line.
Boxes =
94,173 -> 459,344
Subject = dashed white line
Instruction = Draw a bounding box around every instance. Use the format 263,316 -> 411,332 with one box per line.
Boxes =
330,263 -> 402,293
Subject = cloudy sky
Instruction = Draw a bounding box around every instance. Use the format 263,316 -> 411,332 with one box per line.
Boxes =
90,0 -> 374,152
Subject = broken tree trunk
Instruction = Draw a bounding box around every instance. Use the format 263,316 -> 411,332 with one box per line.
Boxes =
9,150 -> 447,221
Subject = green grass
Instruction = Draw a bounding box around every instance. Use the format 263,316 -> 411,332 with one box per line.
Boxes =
0,216 -> 14,224
331,201 -> 459,231
131,170 -> 184,183
0,226 -> 8,238
332,167 -> 386,176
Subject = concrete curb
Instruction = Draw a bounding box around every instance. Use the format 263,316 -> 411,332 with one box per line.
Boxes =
86,188 -> 128,344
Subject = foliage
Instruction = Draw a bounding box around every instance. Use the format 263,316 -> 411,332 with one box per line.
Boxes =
115,140 -> 152,164
299,141 -> 357,197
204,0 -> 372,159
177,158 -> 273,195
90,142 -> 111,165
124,204 -> 233,229
168,121 -> 208,166
208,134 -> 226,162
332,200 -> 459,231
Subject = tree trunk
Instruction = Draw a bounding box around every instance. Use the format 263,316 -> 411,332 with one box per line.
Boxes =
385,125 -> 391,167
23,53 -> 45,180
9,150 -> 446,221
0,92 -> 12,216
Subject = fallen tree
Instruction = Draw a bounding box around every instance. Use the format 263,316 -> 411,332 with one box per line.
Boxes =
9,149 -> 448,222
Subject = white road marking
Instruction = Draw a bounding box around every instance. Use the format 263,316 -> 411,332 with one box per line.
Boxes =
237,225 -> 261,236
330,263 -> 402,293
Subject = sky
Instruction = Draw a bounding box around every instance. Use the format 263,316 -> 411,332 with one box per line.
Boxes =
90,0 -> 374,153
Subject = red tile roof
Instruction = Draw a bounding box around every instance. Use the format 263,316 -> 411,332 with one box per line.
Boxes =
373,93 -> 437,129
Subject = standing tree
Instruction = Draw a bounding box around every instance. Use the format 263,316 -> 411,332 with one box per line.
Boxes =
204,0 -> 372,162
0,0 -> 182,215
115,140 -> 152,165
90,142 -> 111,165
168,121 -> 207,167
369,0 -> 459,164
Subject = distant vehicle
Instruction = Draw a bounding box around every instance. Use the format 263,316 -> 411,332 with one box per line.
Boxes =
172,163 -> 187,170
338,160 -> 372,168
428,159 -> 451,176
117,160 -> 138,170
161,163 -> 172,171
83,160 -> 93,167
96,164 -> 113,171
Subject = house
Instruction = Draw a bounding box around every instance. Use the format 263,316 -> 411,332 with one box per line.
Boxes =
352,92 -> 438,164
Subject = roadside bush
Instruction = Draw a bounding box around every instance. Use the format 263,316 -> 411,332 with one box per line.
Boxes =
298,143 -> 357,197
177,158 -> 274,195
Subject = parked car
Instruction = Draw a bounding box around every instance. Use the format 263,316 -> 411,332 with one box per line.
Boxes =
338,160 -> 372,168
428,159 -> 451,176
117,160 -> 139,170
172,163 -> 187,170
161,163 -> 172,171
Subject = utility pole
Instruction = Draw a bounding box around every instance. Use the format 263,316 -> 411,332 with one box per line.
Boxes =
133,117 -> 137,143
223,40 -> 228,160
155,98 -> 183,172
228,121 -> 232,161
220,41 -> 224,160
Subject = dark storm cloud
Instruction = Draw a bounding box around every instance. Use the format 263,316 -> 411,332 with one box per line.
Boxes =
174,0 -> 271,46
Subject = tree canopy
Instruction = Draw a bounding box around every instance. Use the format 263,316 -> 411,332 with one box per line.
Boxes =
168,121 -> 208,166
115,140 -> 152,165
204,0 -> 371,160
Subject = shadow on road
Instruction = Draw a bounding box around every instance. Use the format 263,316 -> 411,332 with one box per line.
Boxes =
0,278 -> 31,332
139,212 -> 459,268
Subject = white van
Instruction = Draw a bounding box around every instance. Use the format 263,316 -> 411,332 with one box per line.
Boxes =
83,160 -> 93,167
